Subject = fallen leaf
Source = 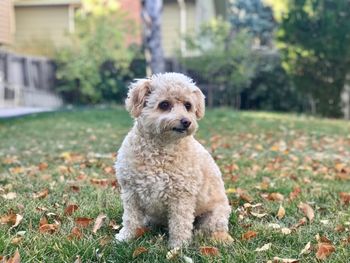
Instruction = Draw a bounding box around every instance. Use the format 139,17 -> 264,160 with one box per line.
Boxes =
316,242 -> 335,260
39,223 -> 59,234
74,256 -> 82,263
299,241 -> 311,256
250,212 -> 267,218
7,249 -> 20,263
64,204 -> 79,216
292,217 -> 307,229
2,192 -> 17,200
236,188 -> 253,203
39,216 -> 48,227
339,192 -> 350,205
255,243 -> 271,252
199,246 -> 219,256
38,162 -> 48,171
273,257 -> 299,263
267,193 -> 284,202
281,228 -> 292,235
298,202 -> 314,222
182,255 -> 194,263
242,230 -> 258,240
68,227 -> 83,240
11,237 -> 23,245
69,185 -> 80,192
33,189 -> 49,199
92,214 -> 106,234
132,247 -> 148,258
108,220 -> 121,230
0,213 -> 17,225
10,214 -> 23,229
9,167 -> 24,175
90,178 -> 109,187
135,227 -> 149,238
75,217 -> 93,227
289,187 -> 301,200
277,206 -> 285,219
225,188 -> 236,194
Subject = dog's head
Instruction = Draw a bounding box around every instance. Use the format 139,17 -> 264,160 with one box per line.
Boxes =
126,72 -> 205,139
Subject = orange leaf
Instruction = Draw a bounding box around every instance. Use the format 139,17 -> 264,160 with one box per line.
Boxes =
64,204 -> 79,216
39,223 -> 59,234
70,185 -> 80,192
339,192 -> 350,205
316,242 -> 335,260
7,249 -> 20,263
39,216 -> 48,227
199,246 -> 219,256
90,178 -> 109,187
0,213 -> 17,225
33,189 -> 49,199
38,162 -> 48,171
292,217 -> 307,230
132,247 -> 148,258
236,188 -> 253,203
11,237 -> 23,245
267,193 -> 284,202
75,217 -> 94,227
298,202 -> 314,222
289,186 -> 301,200
93,214 -> 107,234
277,206 -> 285,220
68,227 -> 82,240
135,227 -> 149,238
242,230 -> 258,241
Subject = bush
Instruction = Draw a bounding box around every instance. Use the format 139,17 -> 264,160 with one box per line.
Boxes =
54,1 -> 144,104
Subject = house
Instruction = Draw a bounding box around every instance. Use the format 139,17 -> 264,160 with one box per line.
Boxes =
0,0 -> 14,46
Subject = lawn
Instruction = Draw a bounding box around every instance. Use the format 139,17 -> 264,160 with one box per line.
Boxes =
1,107 -> 350,262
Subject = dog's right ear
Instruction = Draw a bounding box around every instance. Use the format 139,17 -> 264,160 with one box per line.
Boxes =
125,79 -> 151,118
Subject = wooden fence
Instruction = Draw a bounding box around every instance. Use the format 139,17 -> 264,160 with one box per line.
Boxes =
0,50 -> 62,108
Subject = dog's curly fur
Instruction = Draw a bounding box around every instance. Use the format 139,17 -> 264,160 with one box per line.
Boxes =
115,72 -> 232,248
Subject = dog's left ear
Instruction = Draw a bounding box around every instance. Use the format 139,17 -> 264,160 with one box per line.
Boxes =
193,87 -> 205,119
125,79 -> 151,118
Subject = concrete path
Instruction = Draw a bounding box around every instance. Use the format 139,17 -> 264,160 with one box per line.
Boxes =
0,107 -> 55,118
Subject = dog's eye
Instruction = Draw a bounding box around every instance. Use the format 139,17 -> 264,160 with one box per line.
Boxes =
159,101 -> 171,111
184,102 -> 192,111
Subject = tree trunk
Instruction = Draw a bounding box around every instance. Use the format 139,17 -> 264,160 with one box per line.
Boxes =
142,0 -> 165,74
341,73 -> 350,120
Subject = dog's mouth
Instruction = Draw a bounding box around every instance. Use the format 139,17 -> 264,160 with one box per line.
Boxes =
172,127 -> 187,133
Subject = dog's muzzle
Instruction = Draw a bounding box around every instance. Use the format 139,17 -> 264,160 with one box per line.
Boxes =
172,118 -> 191,133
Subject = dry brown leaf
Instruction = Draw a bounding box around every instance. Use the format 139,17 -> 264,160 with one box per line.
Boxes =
292,217 -> 307,230
339,192 -> 350,205
75,217 -> 94,227
267,193 -> 284,202
108,220 -> 121,230
0,213 -> 17,225
199,246 -> 220,256
289,187 -> 301,200
132,247 -> 148,258
64,204 -> 79,216
39,223 -> 59,234
33,189 -> 49,199
39,216 -> 48,227
92,214 -> 107,234
38,162 -> 48,171
7,249 -> 20,263
236,188 -> 253,203
277,206 -> 285,219
68,227 -> 83,240
9,167 -> 24,175
242,230 -> 258,240
70,185 -> 80,192
135,227 -> 149,238
11,237 -> 23,245
90,178 -> 109,187
10,214 -> 23,229
316,242 -> 335,260
298,202 -> 314,222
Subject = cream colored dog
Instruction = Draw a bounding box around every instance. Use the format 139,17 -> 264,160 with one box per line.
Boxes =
115,72 -> 233,248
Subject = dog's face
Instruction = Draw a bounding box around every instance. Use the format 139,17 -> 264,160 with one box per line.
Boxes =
125,73 -> 205,140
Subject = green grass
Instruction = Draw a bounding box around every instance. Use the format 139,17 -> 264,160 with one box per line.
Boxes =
1,107 -> 350,262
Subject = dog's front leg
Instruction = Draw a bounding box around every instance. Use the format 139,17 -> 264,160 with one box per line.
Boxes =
116,193 -> 144,242
168,197 -> 195,248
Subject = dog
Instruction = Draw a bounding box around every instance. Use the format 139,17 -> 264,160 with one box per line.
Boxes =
115,72 -> 233,248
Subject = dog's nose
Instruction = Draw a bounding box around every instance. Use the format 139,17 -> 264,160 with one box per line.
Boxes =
180,118 -> 191,129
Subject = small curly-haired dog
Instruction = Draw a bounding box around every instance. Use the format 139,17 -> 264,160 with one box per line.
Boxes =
115,72 -> 233,248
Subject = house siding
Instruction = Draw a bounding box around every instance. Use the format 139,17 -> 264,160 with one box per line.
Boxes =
0,0 -> 13,45
162,0 -> 196,57
14,5 -> 71,48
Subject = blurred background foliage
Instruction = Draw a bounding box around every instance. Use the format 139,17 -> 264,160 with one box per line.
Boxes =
53,0 -> 350,118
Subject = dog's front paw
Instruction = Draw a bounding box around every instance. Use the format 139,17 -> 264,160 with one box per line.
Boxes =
115,227 -> 134,242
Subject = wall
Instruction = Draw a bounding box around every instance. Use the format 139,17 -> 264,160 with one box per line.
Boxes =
0,0 -> 13,45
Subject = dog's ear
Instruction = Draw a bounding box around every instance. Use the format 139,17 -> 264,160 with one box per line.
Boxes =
125,79 -> 151,118
193,87 -> 205,119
